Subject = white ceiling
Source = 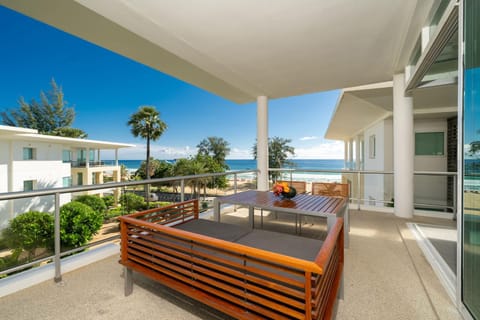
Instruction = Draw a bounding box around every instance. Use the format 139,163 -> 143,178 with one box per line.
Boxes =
325,82 -> 458,140
0,0 -> 431,103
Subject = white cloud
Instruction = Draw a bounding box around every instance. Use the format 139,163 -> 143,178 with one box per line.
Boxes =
101,141 -> 344,160
101,144 -> 196,160
229,148 -> 252,159
299,136 -> 319,141
293,141 -> 344,159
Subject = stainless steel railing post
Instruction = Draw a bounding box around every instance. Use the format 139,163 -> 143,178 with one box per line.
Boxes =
357,171 -> 361,210
180,179 -> 185,202
54,192 -> 62,283
234,173 -> 238,194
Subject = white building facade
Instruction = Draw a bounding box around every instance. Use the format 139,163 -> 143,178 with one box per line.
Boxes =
0,125 -> 133,228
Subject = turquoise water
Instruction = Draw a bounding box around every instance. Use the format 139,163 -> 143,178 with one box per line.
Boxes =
118,159 -> 344,171
118,159 -> 345,182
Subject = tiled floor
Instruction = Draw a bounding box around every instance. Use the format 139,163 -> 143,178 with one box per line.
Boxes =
0,209 -> 463,320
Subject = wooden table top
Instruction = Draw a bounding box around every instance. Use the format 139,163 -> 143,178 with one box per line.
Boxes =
217,190 -> 346,216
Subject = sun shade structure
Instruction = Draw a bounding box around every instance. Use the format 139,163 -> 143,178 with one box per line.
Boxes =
1,0 -> 431,103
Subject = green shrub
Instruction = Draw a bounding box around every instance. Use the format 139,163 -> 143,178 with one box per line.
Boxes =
201,202 -> 209,210
74,195 -> 107,217
60,201 -> 103,248
105,207 -> 124,220
102,195 -> 115,208
120,193 -> 145,213
2,211 -> 54,261
0,249 -> 22,273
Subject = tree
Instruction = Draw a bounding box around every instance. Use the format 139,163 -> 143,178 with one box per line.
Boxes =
197,136 -> 230,169
60,201 -> 103,248
51,127 -> 88,138
0,79 -> 87,138
173,157 -> 206,197
196,154 -> 229,189
127,106 -> 167,180
135,158 -> 173,180
252,137 -> 295,181
3,211 -> 54,261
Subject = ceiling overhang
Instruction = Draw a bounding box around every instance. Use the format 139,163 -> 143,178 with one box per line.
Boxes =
325,82 -> 458,140
0,0 -> 426,104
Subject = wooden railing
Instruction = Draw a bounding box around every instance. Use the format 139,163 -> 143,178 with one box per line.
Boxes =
119,200 -> 344,319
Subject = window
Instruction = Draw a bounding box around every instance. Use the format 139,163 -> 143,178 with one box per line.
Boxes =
415,132 -> 444,156
77,172 -> 83,186
369,135 -> 376,159
23,180 -> 35,191
62,150 -> 72,162
23,147 -> 36,160
62,176 -> 72,187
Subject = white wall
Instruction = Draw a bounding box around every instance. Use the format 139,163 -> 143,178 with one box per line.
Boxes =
0,140 -> 72,229
0,164 -> 7,193
364,120 -> 387,206
362,118 -> 448,209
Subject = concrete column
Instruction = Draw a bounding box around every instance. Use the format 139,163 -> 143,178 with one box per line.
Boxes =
348,139 -> 354,169
355,136 -> 361,170
344,141 -> 349,169
393,73 -> 414,218
257,96 -> 269,191
115,149 -> 119,166
86,148 -> 90,168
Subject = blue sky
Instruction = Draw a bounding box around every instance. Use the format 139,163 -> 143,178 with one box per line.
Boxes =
0,5 -> 343,160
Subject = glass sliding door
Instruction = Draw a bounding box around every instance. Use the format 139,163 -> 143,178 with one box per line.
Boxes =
463,1 -> 480,318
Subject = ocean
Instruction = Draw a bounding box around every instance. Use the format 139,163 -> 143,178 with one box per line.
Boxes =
118,159 -> 345,182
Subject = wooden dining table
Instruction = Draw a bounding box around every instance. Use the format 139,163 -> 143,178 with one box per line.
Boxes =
213,190 -> 349,247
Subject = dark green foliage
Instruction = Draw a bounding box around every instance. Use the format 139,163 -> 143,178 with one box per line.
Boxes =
127,106 -> 167,180
74,195 -> 107,217
105,207 -> 124,220
120,193 -> 146,213
2,211 -> 54,261
197,136 -> 230,169
60,202 -> 103,248
50,127 -> 87,138
102,195 -> 115,208
135,158 -> 173,180
0,79 -> 86,138
253,137 -> 295,181
196,154 -> 228,189
0,249 -> 22,273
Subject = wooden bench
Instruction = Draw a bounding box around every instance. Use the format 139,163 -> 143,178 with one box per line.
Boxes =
119,199 -> 344,320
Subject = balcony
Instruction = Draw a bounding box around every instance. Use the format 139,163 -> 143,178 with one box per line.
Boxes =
0,209 -> 461,319
0,170 -> 461,319
69,160 -> 117,168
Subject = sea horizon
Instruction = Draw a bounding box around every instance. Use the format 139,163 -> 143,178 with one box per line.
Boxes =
115,159 -> 346,182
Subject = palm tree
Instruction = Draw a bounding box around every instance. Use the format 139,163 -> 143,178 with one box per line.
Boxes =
253,137 -> 295,182
127,106 -> 167,180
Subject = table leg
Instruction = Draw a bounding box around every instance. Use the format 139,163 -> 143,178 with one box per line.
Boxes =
327,215 -> 336,234
213,198 -> 221,222
249,206 -> 254,228
344,207 -> 349,248
260,209 -> 263,229
336,205 -> 349,248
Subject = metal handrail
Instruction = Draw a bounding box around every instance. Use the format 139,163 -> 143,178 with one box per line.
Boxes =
268,168 -> 458,213
0,169 -> 258,279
